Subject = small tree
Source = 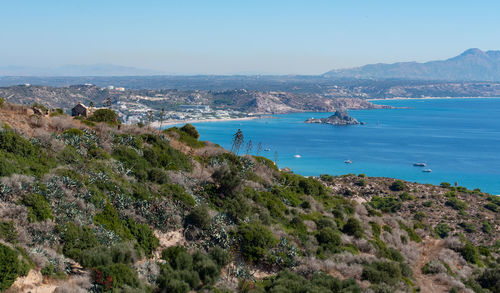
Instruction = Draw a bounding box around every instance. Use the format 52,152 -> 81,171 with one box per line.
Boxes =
146,110 -> 154,126
104,97 -> 112,108
231,129 -> 244,155
245,140 -> 252,155
159,108 -> 166,129
256,142 -> 262,155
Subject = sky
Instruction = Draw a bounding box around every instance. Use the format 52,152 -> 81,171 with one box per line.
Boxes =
1,0 -> 500,75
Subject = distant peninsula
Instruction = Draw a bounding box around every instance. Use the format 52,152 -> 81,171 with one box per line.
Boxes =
305,109 -> 364,125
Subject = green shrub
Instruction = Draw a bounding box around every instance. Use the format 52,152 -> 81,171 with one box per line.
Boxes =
477,268 -> 500,293
398,221 -> 421,243
422,200 -> 433,207
342,217 -> 364,238
160,183 -> 195,207
210,247 -> 229,269
482,221 -> 492,234
414,211 -> 426,221
125,218 -> 159,257
41,264 -> 66,279
186,206 -> 211,230
484,202 -> 498,212
0,97 -> 5,108
94,204 -> 133,240
260,270 -> 360,293
445,198 -> 467,211
421,260 -> 443,275
459,222 -> 476,233
88,109 -> 120,125
435,223 -> 451,238
80,243 -> 137,268
362,261 -> 402,285
180,123 -> 200,139
63,128 -> 84,136
389,180 -> 406,191
370,196 -> 401,213
58,146 -> 83,165
21,193 -> 53,222
440,182 -> 451,188
399,192 -> 414,201
238,222 -> 278,263
159,247 -> 222,290
0,221 -> 18,243
148,167 -> 169,184
316,227 -> 342,253
92,263 -> 140,290
370,222 -> 381,238
60,222 -> 99,261
461,242 -> 480,264
0,243 -> 29,291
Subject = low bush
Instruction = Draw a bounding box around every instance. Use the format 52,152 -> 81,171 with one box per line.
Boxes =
237,222 -> 278,263
435,223 -> 451,238
362,261 -> 402,285
158,246 -> 223,291
370,196 -> 401,213
60,222 -> 99,261
21,193 -> 53,222
342,217 -> 364,238
186,205 -> 211,230
477,268 -> 500,293
92,263 -> 140,290
0,221 -> 18,243
389,180 -> 406,191
259,270 -> 360,293
459,222 -> 476,233
88,109 -> 120,125
179,123 -> 200,139
316,227 -> 342,253
445,198 -> 467,211
0,243 -> 30,291
160,183 -> 195,207
460,242 -> 480,265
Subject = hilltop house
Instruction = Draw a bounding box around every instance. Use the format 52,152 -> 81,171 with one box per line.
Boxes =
71,102 -> 94,117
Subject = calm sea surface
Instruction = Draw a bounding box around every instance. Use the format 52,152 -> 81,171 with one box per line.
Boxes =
173,98 -> 500,194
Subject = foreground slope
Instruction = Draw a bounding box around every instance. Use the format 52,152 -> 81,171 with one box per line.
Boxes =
0,101 -> 498,293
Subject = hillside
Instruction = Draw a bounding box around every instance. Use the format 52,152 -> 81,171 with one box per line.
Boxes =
324,49 -> 500,81
0,100 -> 498,293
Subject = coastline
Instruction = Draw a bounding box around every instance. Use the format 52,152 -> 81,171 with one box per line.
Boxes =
368,96 -> 500,101
152,116 -> 267,128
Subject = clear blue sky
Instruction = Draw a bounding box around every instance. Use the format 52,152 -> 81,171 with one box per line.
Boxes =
2,0 -> 500,74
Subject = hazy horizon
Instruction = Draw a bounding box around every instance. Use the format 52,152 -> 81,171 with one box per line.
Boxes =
2,0 -> 500,75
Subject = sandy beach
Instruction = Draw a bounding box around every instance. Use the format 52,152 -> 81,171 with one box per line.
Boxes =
151,116 -> 267,128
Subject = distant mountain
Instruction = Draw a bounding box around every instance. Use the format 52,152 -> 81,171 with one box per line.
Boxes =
0,64 -> 164,76
323,48 -> 500,81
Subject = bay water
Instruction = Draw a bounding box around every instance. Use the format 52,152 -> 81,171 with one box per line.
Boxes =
174,98 -> 500,194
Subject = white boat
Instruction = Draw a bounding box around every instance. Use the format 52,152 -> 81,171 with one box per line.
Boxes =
423,169 -> 432,173
294,154 -> 301,158
264,148 -> 271,151
413,162 -> 427,167
344,160 -> 352,164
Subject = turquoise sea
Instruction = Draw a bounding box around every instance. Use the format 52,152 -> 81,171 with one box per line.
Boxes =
174,98 -> 500,195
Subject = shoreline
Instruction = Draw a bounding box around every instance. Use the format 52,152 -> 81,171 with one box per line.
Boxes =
152,116 -> 267,128
368,96 -> 500,101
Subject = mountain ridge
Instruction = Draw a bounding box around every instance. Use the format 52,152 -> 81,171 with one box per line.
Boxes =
323,48 -> 500,81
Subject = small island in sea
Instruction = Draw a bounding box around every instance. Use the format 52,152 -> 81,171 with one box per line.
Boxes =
305,109 -> 364,125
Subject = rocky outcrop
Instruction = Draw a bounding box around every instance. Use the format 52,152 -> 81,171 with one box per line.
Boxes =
305,109 -> 363,125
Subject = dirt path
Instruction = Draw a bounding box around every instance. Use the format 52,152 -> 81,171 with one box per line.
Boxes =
413,238 -> 448,293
